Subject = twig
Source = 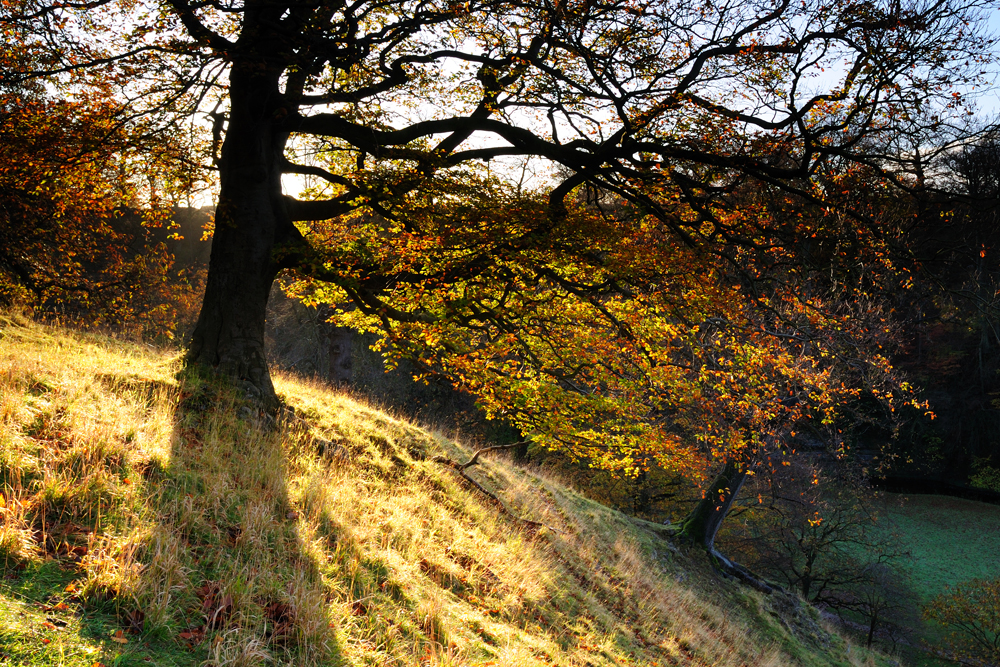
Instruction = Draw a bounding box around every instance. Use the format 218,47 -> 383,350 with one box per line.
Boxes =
432,441 -> 528,471
432,442 -> 562,533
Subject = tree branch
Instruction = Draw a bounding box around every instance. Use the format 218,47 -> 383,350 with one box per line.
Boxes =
432,443 -> 561,532
284,195 -> 357,221
165,0 -> 234,51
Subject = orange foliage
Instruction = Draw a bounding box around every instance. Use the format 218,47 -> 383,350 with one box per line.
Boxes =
924,577 -> 1000,664
0,90 -> 206,338
289,159 -> 921,481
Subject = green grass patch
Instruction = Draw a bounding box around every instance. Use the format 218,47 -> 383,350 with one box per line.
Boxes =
0,563 -> 196,666
886,494 -> 1000,602
870,494 -> 1000,666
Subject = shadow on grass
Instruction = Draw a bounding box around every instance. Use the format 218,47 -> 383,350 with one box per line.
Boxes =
126,370 -> 348,666
1,366 -> 349,666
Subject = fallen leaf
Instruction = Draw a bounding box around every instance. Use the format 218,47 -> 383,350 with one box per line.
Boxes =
41,638 -> 50,645
195,582 -> 219,602
64,582 -> 78,593
110,629 -> 128,644
178,625 -> 205,645
125,609 -> 145,634
207,595 -> 233,629
195,582 -> 233,629
263,602 -> 293,623
41,622 -> 57,631
63,544 -> 88,561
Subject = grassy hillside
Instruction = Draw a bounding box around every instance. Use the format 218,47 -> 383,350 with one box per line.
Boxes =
0,314 -> 896,666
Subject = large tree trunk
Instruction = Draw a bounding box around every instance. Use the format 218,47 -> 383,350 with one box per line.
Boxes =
186,62 -> 293,406
678,458 -> 777,594
680,460 -> 783,594
680,458 -> 748,550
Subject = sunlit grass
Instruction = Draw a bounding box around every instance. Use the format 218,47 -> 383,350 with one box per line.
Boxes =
0,312 -> 897,666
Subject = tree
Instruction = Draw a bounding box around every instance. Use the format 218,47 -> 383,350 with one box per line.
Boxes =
2,0 -> 993,563
878,131 -> 1000,487
0,85 -> 204,336
924,577 -> 1000,665
853,562 -> 914,650
726,463 -> 898,598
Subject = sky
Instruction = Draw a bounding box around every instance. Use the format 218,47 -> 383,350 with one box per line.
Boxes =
269,4 -> 1000,205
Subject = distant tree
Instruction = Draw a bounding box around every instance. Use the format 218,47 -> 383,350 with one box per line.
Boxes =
951,134 -> 1000,201
723,456 -> 913,602
924,577 -> 1000,665
0,93 -> 201,335
885,130 -> 1000,485
851,562 -> 914,649
0,31 -> 210,335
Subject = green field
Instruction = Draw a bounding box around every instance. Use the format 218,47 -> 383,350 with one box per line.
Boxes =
886,493 -> 1000,602
872,494 -> 1000,666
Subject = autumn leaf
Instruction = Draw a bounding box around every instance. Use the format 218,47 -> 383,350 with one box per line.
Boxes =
125,609 -> 145,634
178,625 -> 206,645
196,582 -> 233,629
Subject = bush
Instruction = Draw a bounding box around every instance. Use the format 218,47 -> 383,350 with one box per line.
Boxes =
923,577 -> 1000,664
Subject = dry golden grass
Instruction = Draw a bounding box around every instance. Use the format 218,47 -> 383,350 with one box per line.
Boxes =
0,313 -> 895,666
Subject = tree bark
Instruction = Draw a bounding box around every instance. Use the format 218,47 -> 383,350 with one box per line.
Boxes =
680,459 -> 748,550
678,458 -> 778,593
185,60 -> 295,406
866,611 -> 878,648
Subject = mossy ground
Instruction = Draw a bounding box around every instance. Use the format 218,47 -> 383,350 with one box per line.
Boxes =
0,314 -> 898,666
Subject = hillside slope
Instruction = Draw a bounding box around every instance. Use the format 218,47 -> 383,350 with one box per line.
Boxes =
0,314 -> 892,666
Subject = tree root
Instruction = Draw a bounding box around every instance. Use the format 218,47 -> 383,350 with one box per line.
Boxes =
708,548 -> 783,595
432,443 -> 562,534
